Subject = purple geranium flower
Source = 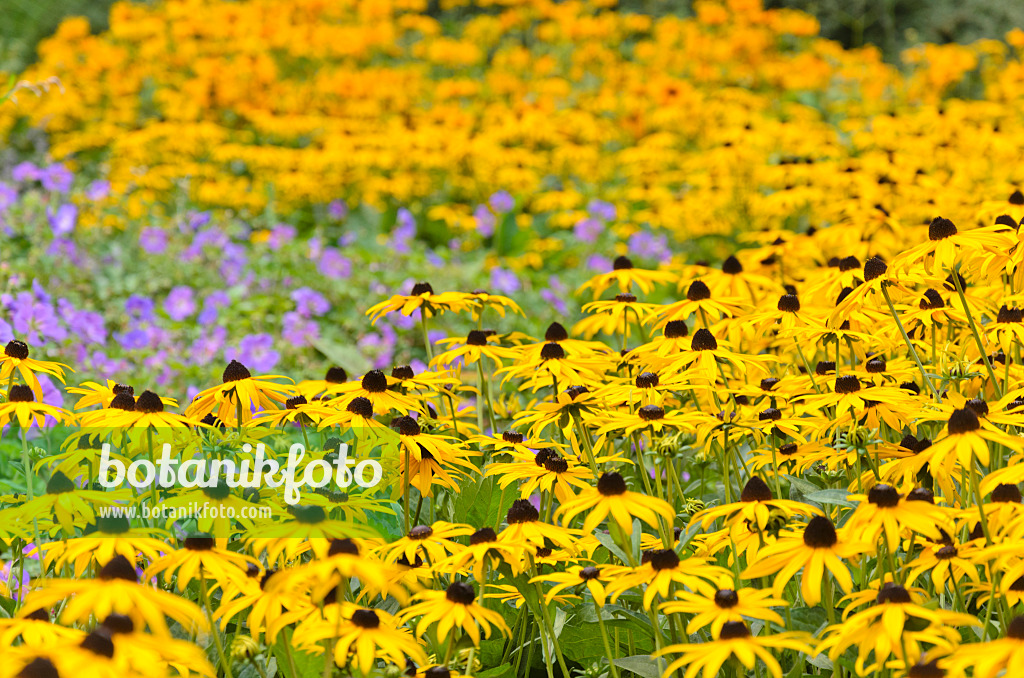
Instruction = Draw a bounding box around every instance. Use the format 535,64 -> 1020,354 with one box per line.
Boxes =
628,231 -> 670,263
125,295 -> 155,322
474,204 -> 496,238
574,217 -> 603,243
11,162 -> 40,183
291,287 -> 330,317
229,334 -> 279,373
266,224 -> 296,250
139,228 -> 168,255
490,267 -> 520,294
328,200 -> 348,220
282,311 -> 319,345
48,204 -> 77,236
318,248 -> 352,280
41,164 -> 73,193
164,286 -> 196,321
85,180 -> 110,201
0,182 -> 16,211
489,190 -> 515,214
587,199 -> 617,222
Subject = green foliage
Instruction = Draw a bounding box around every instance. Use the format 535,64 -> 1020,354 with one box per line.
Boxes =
0,0 -> 117,73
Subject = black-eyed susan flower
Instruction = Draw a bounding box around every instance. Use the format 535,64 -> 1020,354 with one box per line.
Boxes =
145,535 -> 258,592
655,621 -> 814,678
741,516 -> 869,605
80,389 -> 191,428
576,255 -> 675,299
186,360 -> 293,426
557,471 -> 675,535
329,369 -> 421,414
0,384 -> 74,429
844,483 -> 955,552
660,587 -> 788,637
21,555 -> 205,636
608,549 -> 731,609
378,522 -> 473,566
366,281 -> 478,324
531,565 -> 621,607
399,581 -> 510,645
294,603 -> 428,674
487,448 -> 593,503
923,406 -> 1021,469
498,499 -> 580,554
942,615 -> 1024,678
817,583 -> 979,675
0,340 -> 71,400
692,475 -> 821,534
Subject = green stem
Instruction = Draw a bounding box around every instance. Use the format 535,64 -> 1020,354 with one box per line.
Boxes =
951,270 -> 1003,398
881,287 -> 941,402
200,566 -> 235,678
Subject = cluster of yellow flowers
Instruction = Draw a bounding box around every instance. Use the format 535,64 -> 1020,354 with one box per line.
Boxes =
4,0 -> 1024,250
5,210 -> 1024,676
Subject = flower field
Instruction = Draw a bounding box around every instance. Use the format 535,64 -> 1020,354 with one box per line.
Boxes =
4,1 -> 1024,677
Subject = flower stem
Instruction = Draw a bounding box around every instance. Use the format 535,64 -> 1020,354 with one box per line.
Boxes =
881,287 -> 941,402
594,600 -> 620,678
951,270 -> 1003,398
200,566 -> 235,678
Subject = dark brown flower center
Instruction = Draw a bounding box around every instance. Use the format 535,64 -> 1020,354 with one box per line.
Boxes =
935,545 -> 958,560
636,372 -> 659,389
863,256 -> 887,282
325,366 -> 347,383
8,384 -> 34,402
411,282 -> 434,296
329,538 -> 360,556
597,472 -> 628,496
718,621 -> 751,640
687,281 -> 711,301
541,342 -> 566,360
98,555 -> 138,582
110,393 -> 135,411
408,525 -> 433,540
361,369 -> 388,393
391,365 -> 414,380
466,330 -> 490,346
101,614 -> 134,635
135,391 -> 164,413
919,289 -> 944,310
991,484 -> 1022,504
777,294 -> 800,312
908,660 -> 945,678
647,549 -> 680,571
907,488 -> 934,503
758,407 -> 781,421
446,581 -> 476,605
502,430 -> 524,444
947,407 -> 980,435
867,484 -> 900,508
815,361 -> 836,376
545,322 -> 569,342
351,609 -> 381,629
470,527 -> 497,545
286,395 -> 307,409
664,320 -> 688,338
638,405 -> 665,421
580,566 -> 601,580
690,328 -> 718,351
722,255 -> 743,274
391,416 -> 421,436
834,375 -> 861,394
347,397 -> 374,417
838,256 -> 860,272
741,476 -> 773,502
714,589 -> 740,608
16,658 -> 59,678
928,216 -> 958,240
876,582 -> 912,604
222,360 -> 252,383
803,516 -> 838,548
506,499 -> 539,523
1009,616 -> 1024,640
866,358 -> 886,373
613,256 -> 634,270
4,340 -> 29,360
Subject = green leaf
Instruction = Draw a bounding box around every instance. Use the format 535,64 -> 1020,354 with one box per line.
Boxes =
613,655 -> 667,678
475,664 -> 512,678
804,489 -> 856,508
272,629 -> 325,678
310,338 -> 372,376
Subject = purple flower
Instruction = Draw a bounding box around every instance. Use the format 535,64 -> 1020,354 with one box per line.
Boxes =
0,561 -> 29,600
41,164 -> 73,193
0,319 -> 12,343
219,243 -> 248,285
61,303 -> 106,345
282,311 -> 319,345
115,327 -> 150,350
574,217 -> 603,243
184,211 -> 211,232
139,228 -> 168,255
586,254 -> 613,272
192,327 -> 227,366
48,204 -> 77,236
291,287 -> 330,317
328,200 -> 349,220
587,199 -> 617,222
228,334 -> 279,373
390,313 -> 416,331
0,182 -> 16,211
490,267 -> 521,294
474,204 -> 496,238
540,288 -> 568,315
197,292 -> 229,326
46,238 -> 80,264
164,286 -> 196,321
10,293 -> 66,344
85,180 -> 110,201
489,190 -> 515,214
125,295 -> 155,321
318,248 -> 352,280
628,231 -> 670,263
266,224 -> 296,250
339,232 -> 357,247
11,162 -> 40,183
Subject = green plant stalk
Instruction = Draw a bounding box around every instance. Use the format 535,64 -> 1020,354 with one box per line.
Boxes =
951,270 -> 1003,398
200,567 -> 235,678
594,600 -> 621,678
881,287 -> 941,402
